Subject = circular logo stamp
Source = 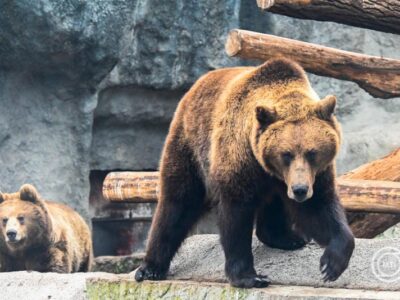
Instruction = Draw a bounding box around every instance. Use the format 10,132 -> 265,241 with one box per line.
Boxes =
371,246 -> 400,283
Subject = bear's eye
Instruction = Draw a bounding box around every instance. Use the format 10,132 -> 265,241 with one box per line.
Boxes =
17,216 -> 25,225
281,151 -> 293,165
2,218 -> 8,226
306,150 -> 317,162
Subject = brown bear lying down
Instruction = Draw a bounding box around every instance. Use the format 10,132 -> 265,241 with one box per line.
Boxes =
0,184 -> 93,273
135,58 -> 355,288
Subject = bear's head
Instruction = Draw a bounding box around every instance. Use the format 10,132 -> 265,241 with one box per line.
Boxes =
252,95 -> 340,203
0,184 -> 50,252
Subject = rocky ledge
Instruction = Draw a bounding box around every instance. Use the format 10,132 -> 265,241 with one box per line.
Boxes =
1,235 -> 400,299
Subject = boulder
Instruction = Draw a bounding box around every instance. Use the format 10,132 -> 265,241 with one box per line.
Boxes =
166,235 -> 400,291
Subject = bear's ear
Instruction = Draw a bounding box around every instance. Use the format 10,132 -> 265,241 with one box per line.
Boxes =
19,184 -> 40,203
0,192 -> 4,204
255,106 -> 276,127
316,95 -> 336,120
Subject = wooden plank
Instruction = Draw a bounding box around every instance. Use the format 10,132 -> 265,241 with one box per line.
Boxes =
341,148 -> 400,238
102,171 -> 400,214
257,0 -> 400,35
225,29 -> 400,99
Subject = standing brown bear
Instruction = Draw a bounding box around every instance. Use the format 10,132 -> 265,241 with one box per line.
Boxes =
0,184 -> 93,273
135,58 -> 355,288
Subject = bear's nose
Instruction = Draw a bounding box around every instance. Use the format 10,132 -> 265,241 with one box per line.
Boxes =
6,230 -> 17,241
292,184 -> 309,199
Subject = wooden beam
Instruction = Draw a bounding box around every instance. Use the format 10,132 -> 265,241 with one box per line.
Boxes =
225,29 -> 400,99
102,171 -> 400,214
102,172 -> 159,203
341,148 -> 400,238
257,0 -> 400,35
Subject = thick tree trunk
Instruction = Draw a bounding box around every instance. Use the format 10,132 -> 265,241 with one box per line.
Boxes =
225,29 -> 400,99
340,148 -> 400,238
257,0 -> 400,35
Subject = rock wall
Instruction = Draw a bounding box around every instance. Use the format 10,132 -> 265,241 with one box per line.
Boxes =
0,0 -> 399,221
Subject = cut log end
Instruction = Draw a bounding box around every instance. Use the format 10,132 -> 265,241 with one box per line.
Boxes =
225,30 -> 242,57
258,0 -> 313,10
256,0 -> 276,10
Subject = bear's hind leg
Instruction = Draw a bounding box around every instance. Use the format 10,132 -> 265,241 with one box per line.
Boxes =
135,141 -> 206,282
79,250 -> 93,272
256,195 -> 306,251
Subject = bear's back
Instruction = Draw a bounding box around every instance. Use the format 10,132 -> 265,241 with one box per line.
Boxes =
46,201 -> 92,270
172,67 -> 252,173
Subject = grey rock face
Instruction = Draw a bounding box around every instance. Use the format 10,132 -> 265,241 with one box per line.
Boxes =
0,71 -> 95,218
100,0 -> 271,90
0,0 -> 135,88
90,86 -> 183,171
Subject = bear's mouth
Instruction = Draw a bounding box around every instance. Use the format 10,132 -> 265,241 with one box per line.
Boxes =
6,238 -> 24,246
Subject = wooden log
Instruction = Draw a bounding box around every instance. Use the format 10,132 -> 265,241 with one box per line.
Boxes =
341,148 -> 400,238
225,29 -> 400,99
257,0 -> 400,35
102,172 -> 159,203
102,170 -> 400,214
337,179 -> 400,214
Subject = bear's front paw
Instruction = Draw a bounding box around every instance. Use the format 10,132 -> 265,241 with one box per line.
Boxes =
320,247 -> 350,282
230,274 -> 270,288
134,263 -> 167,282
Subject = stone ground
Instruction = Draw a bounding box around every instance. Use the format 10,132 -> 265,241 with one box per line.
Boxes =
1,235 -> 400,299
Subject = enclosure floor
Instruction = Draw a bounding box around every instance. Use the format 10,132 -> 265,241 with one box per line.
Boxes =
87,279 -> 400,300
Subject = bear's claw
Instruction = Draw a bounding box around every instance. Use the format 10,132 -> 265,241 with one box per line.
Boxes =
230,274 -> 271,288
134,264 -> 167,282
320,248 -> 349,282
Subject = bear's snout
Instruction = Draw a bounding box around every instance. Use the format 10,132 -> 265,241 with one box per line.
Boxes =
291,184 -> 309,202
4,217 -> 23,244
6,229 -> 17,242
287,182 -> 313,202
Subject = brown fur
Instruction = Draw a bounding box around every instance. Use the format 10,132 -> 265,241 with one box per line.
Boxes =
0,184 -> 93,273
135,58 -> 354,288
